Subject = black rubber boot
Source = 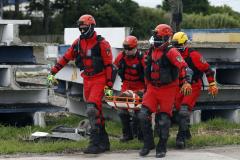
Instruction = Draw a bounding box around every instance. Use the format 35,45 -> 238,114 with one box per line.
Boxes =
156,139 -> 167,158
83,103 -> 105,154
99,125 -> 110,151
155,113 -> 171,158
132,111 -> 143,141
119,111 -> 133,142
139,138 -> 155,156
83,128 -> 104,154
176,130 -> 186,149
138,107 -> 155,157
176,105 -> 190,149
185,127 -> 192,140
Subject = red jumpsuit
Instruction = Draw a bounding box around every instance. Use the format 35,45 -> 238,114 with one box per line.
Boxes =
143,47 -> 188,116
175,48 -> 215,111
113,50 -> 145,141
113,51 -> 145,92
51,32 -> 113,124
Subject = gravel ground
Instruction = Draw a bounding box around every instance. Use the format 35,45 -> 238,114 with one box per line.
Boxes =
0,146 -> 239,160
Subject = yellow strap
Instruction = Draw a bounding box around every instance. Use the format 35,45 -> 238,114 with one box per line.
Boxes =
71,66 -> 78,81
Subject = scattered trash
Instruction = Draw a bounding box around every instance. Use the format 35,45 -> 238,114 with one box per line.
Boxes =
27,119 -> 91,141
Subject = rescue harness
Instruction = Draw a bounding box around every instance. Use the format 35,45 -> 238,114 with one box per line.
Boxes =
145,46 -> 179,86
74,35 -> 105,76
118,51 -> 144,82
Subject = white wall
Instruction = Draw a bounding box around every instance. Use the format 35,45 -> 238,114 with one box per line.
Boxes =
64,27 -> 130,48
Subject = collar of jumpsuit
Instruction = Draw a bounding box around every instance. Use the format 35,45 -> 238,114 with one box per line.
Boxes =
80,31 -> 98,47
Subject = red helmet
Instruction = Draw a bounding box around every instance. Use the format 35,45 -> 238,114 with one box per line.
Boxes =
153,24 -> 173,37
123,35 -> 138,49
78,14 -> 96,26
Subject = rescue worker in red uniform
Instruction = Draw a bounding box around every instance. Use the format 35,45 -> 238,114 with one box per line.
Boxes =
138,24 -> 192,158
113,36 -> 144,142
172,31 -> 218,149
49,14 -> 114,154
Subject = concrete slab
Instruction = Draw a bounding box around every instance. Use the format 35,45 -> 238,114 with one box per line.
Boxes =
1,146 -> 240,160
192,33 -> 240,43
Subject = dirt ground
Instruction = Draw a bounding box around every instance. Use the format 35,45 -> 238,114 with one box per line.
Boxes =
0,145 -> 239,160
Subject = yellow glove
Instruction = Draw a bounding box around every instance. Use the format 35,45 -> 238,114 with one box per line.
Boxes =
47,74 -> 58,87
180,82 -> 192,96
104,86 -> 113,96
208,81 -> 218,98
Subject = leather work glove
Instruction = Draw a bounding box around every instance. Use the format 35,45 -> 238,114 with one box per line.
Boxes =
180,82 -> 192,96
208,81 -> 218,98
47,74 -> 58,87
104,86 -> 113,97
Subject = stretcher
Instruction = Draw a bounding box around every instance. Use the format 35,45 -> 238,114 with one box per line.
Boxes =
105,95 -> 142,110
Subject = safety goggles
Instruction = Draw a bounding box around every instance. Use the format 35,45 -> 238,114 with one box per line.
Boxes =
171,41 -> 186,52
153,35 -> 169,43
125,48 -> 137,56
77,20 -> 85,26
123,44 -> 135,51
78,25 -> 90,33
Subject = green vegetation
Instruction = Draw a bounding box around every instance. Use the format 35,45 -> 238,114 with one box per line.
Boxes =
182,13 -> 240,29
0,114 -> 240,154
3,0 -> 240,39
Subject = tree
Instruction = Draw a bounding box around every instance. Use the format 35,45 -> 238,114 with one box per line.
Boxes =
27,0 -> 54,34
168,0 -> 183,32
162,0 -> 210,14
14,0 -> 20,18
132,7 -> 168,39
0,0 -> 3,19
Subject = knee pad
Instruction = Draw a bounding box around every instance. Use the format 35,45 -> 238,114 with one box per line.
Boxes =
157,113 -> 171,139
118,109 -> 129,118
86,103 -> 98,118
86,103 -> 99,130
138,105 -> 151,120
179,105 -> 190,117
178,111 -> 190,131
132,111 -> 139,122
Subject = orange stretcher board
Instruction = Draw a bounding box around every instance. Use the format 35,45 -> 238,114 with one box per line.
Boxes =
105,96 -> 142,110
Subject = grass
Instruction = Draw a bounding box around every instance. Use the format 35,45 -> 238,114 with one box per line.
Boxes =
0,114 -> 240,154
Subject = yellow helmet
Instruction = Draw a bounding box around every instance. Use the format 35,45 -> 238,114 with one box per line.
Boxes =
172,32 -> 189,45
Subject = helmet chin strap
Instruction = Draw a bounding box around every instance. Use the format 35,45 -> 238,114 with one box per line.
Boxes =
83,25 -> 91,35
80,25 -> 94,39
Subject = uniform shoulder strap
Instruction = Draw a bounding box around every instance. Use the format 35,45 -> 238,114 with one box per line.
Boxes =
97,35 -> 104,42
163,45 -> 173,55
187,48 -> 197,57
147,46 -> 154,58
77,36 -> 81,53
119,51 -> 126,62
136,51 -> 143,61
